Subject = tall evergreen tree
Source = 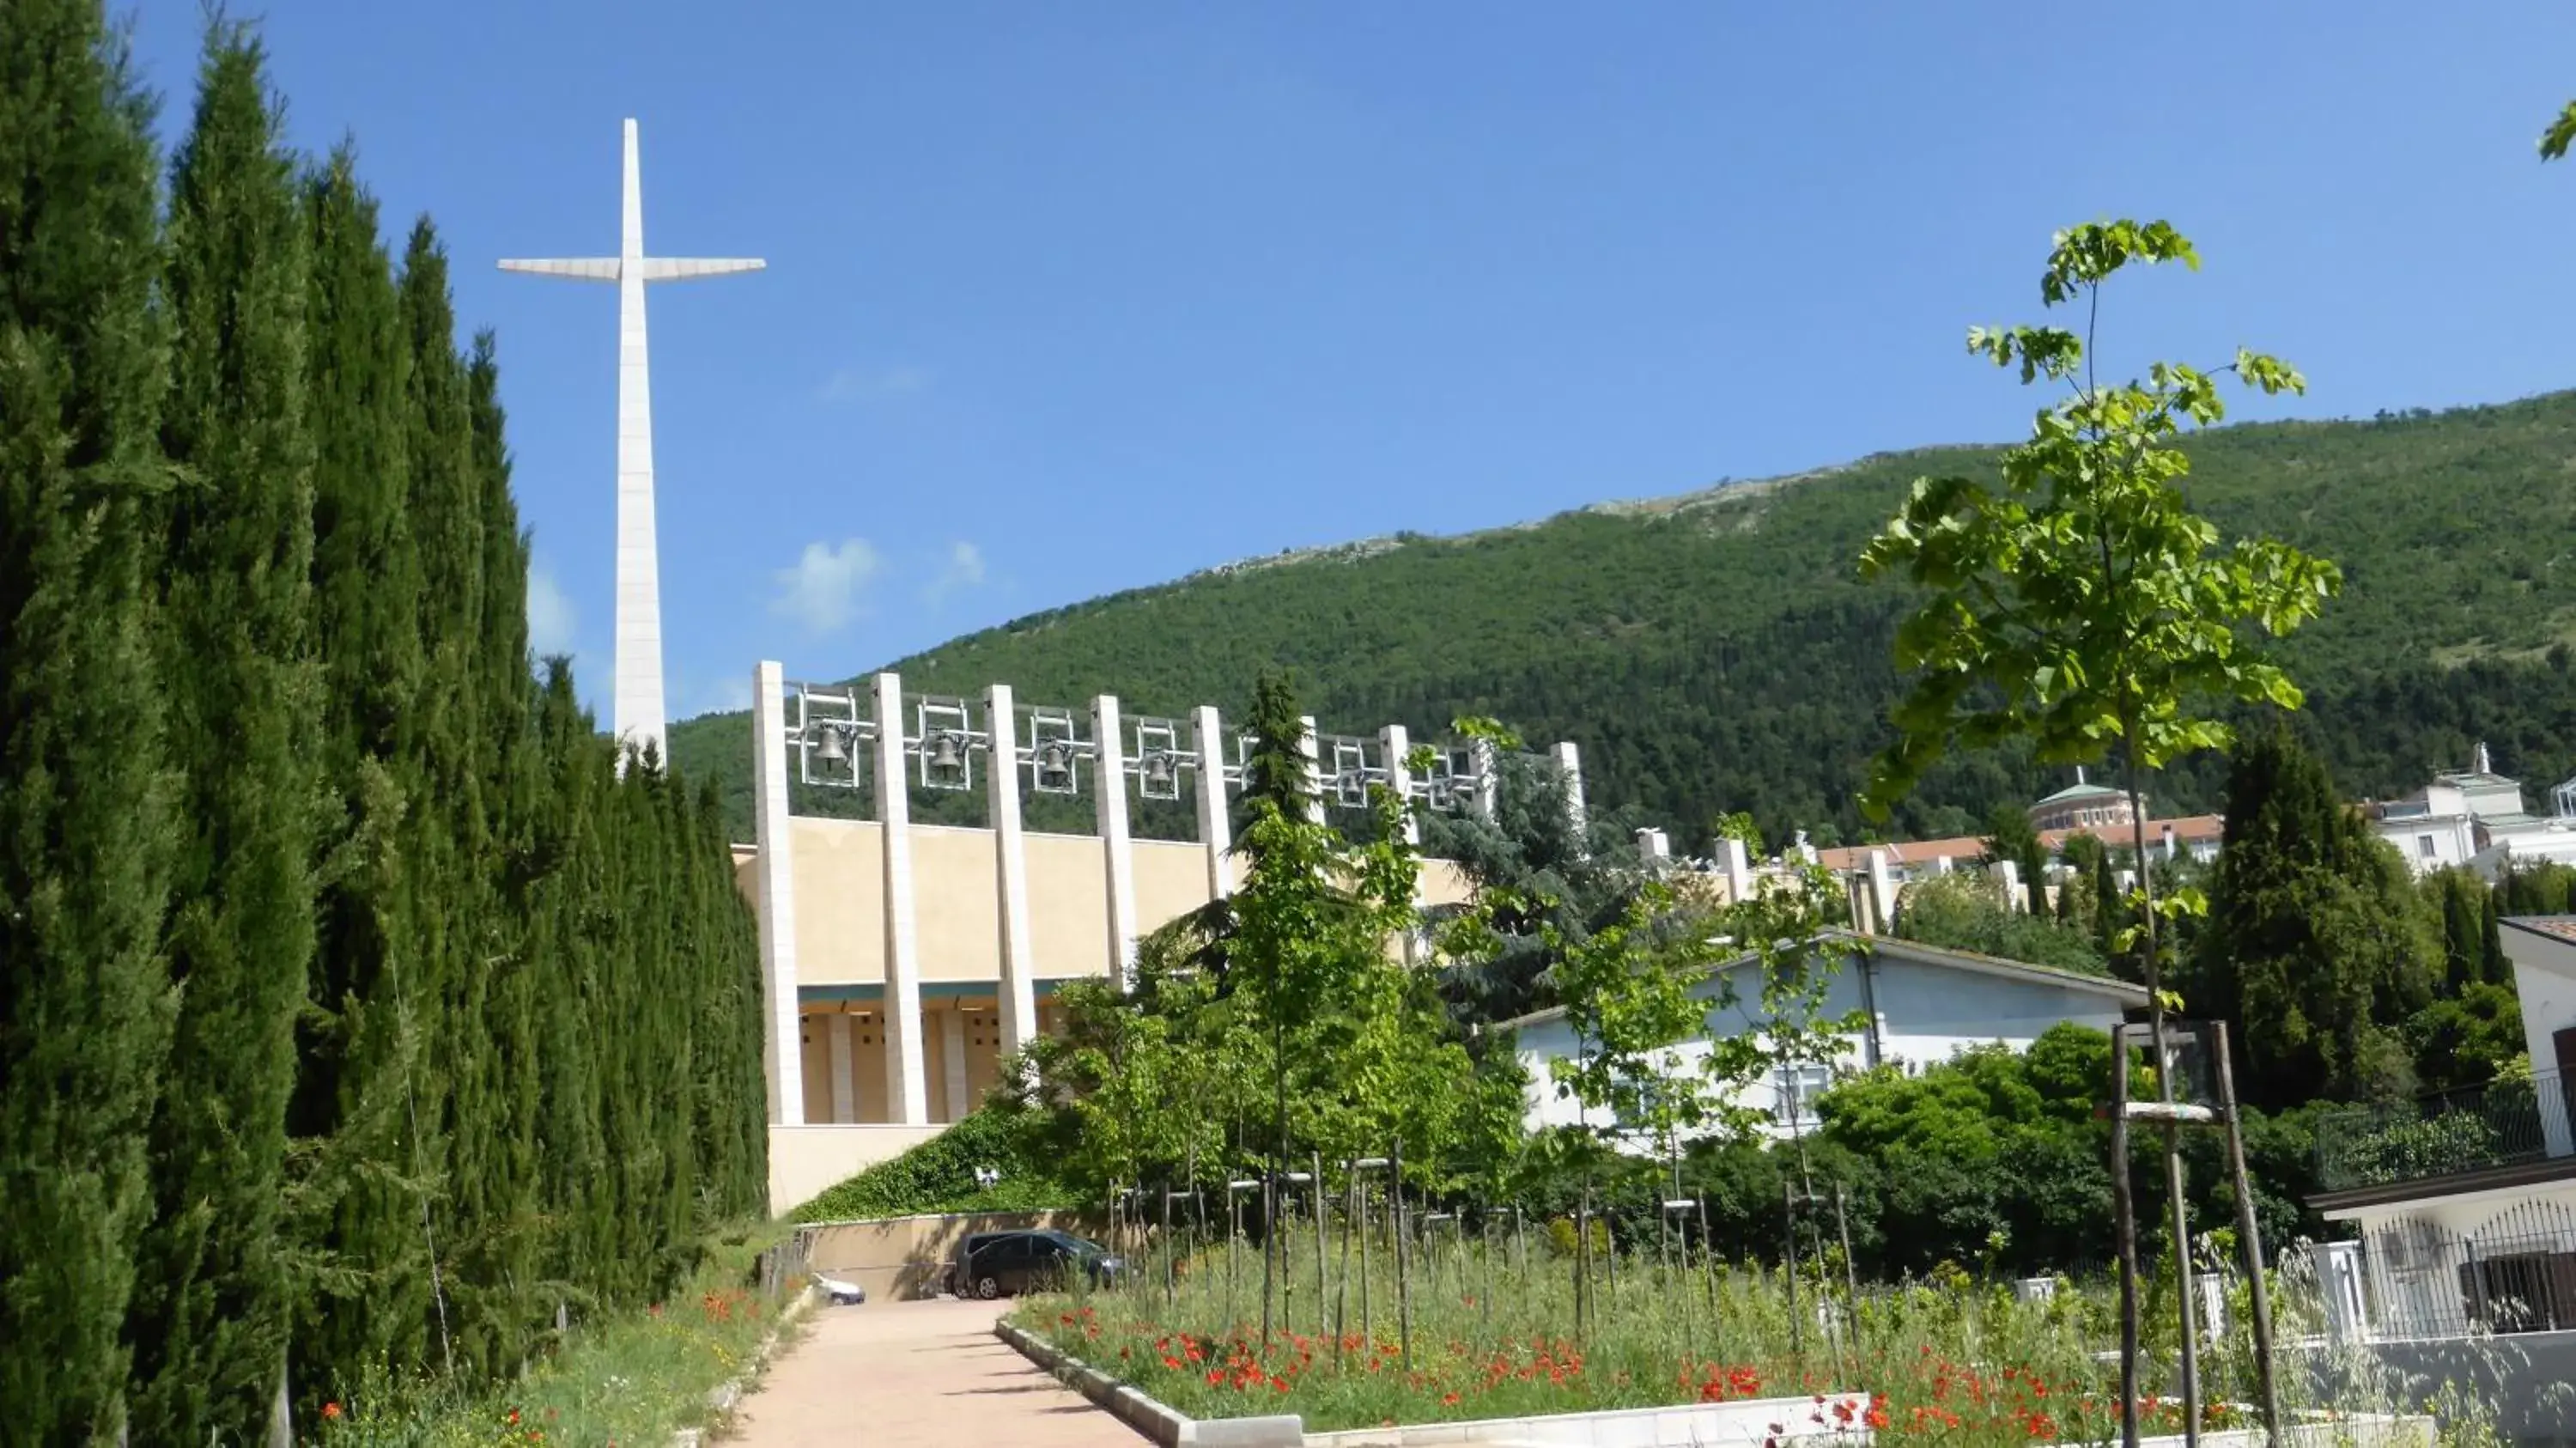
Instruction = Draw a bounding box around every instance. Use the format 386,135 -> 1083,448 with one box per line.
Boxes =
1981,802 -> 2047,916
394,218 -> 498,1372
0,3 -> 178,1437
127,26 -> 321,1442
2437,871 -> 2481,993
3,9 -> 779,1417
2091,850 -> 2123,970
285,143 -> 434,1396
2481,890 -> 2509,987
2191,725 -> 2436,1107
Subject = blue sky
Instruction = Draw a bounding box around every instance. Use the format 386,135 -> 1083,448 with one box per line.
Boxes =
127,2 -> 2576,721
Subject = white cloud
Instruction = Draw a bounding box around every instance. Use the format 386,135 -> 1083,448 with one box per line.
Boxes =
924,540 -> 987,604
819,364 -> 933,404
771,538 -> 880,634
526,562 -> 578,657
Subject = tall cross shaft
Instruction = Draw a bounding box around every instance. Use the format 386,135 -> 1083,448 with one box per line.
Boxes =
501,118 -> 762,766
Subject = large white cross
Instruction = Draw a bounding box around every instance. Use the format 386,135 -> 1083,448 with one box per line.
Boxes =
501,118 -> 762,768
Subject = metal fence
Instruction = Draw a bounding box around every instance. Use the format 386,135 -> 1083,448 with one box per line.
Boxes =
756,1226 -> 817,1302
2359,1199 -> 2576,1338
2314,1071 -> 2576,1193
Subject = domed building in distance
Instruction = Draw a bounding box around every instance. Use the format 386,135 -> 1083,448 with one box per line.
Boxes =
2027,768 -> 2139,833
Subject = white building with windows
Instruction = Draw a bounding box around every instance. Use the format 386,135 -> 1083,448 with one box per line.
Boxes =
2367,743 -> 2576,879
2301,917 -> 2576,1436
1498,933 -> 2148,1148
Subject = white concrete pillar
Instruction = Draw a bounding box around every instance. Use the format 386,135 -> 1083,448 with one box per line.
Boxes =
1194,705 -> 1235,898
1093,694 -> 1139,989
750,662 -> 805,1126
873,672 -> 929,1125
1867,849 -> 1898,933
1382,723 -> 1421,964
2162,823 -> 2178,861
1994,859 -> 2024,913
826,1013 -> 855,1123
1468,737 -> 1500,819
986,684 -> 1038,1061
1554,741 -> 1588,851
1934,855 -> 1953,875
1721,837 -> 1752,904
1381,724 -> 1420,847
2319,1241 -> 2369,1344
940,1004 -> 970,1123
1298,715 -> 1326,824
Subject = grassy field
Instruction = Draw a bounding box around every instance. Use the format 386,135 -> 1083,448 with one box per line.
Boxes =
1013,1222 -> 2493,1444
305,1233 -> 805,1448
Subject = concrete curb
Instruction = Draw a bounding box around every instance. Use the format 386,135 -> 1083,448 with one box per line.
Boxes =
995,1318 -> 1305,1448
672,1283 -> 818,1448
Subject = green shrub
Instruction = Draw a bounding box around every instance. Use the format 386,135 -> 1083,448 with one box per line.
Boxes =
791,1106 -> 1080,1222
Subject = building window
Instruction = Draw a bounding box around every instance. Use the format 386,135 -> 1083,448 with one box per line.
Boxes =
1773,1063 -> 1831,1128
1611,1074 -> 1667,1133
2418,834 -> 2437,859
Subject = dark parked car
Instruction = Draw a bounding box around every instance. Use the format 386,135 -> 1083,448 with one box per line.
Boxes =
946,1230 -> 1123,1299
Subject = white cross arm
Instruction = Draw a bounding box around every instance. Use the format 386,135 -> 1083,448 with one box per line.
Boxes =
641,257 -> 765,283
498,257 -> 620,282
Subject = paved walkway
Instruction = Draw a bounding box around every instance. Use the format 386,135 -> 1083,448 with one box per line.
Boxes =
723,1297 -> 1141,1446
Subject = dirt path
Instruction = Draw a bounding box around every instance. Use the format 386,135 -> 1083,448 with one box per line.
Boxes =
722,1297 -> 1141,1446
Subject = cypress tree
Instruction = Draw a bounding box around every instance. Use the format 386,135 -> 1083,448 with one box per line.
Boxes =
286,143 -> 434,1397
0,3 -> 178,1436
2439,873 -> 2479,993
461,331 -> 550,1356
2481,889 -> 2509,986
528,662 -> 611,1314
393,219 -> 501,1372
2196,724 -> 2436,1106
127,24 -> 321,1441
2089,849 -> 2121,971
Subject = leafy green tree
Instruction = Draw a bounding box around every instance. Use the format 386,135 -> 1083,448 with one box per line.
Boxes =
1857,218 -> 2340,1440
2407,983 -> 2526,1092
1532,884 -> 1716,1170
0,1 -> 179,1436
1892,869 -> 2108,976
2541,101 -> 2576,161
1510,856 -> 1858,1183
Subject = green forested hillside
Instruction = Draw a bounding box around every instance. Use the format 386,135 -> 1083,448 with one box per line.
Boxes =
672,396 -> 2576,849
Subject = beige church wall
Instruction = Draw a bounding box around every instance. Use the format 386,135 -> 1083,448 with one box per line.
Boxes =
920,1011 -> 952,1120
849,1014 -> 887,1122
1419,858 -> 1473,909
1024,830 -> 1113,980
791,818 -> 886,984
796,1007 -> 896,1124
799,1017 -> 832,1123
962,1005 -> 1001,1104
1133,839 -> 1214,934
909,824 -> 1004,982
